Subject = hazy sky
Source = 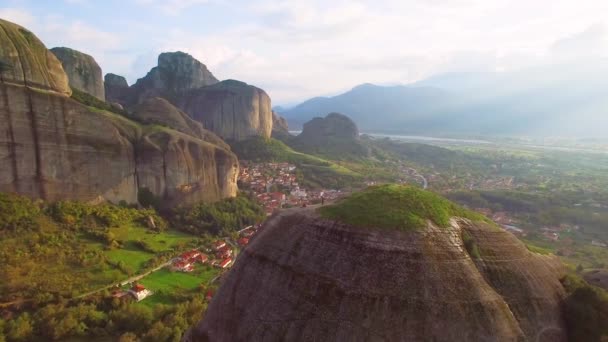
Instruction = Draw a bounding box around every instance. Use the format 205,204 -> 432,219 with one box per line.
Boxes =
2,0 -> 608,104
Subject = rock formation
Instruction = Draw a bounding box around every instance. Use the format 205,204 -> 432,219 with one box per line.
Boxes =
113,52 -> 273,141
129,51 -> 218,104
271,111 -> 290,139
299,112 -> 359,140
50,47 -> 105,100
188,185 -> 568,342
0,19 -> 70,95
104,73 -> 129,104
132,97 -> 226,146
291,112 -> 370,158
175,80 -> 273,141
0,19 -> 238,207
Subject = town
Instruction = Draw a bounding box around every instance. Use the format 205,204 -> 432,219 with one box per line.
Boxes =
238,161 -> 343,216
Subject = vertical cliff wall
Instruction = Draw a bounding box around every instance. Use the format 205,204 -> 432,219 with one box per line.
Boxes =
51,47 -> 105,100
121,52 -> 273,141
0,19 -> 239,206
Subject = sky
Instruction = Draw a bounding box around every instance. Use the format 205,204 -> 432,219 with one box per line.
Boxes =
2,0 -> 608,105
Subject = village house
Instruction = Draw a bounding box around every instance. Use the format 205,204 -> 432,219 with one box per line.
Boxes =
213,240 -> 227,251
216,245 -> 233,259
172,260 -> 194,272
129,283 -> 152,301
217,257 -> 233,269
238,237 -> 250,247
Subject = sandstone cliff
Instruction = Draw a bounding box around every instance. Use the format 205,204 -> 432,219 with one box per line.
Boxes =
115,52 -> 273,141
129,51 -> 218,104
271,111 -> 290,139
188,186 -> 567,342
175,80 -> 273,141
0,19 -> 70,95
104,73 -> 129,104
0,19 -> 238,207
0,82 -> 238,207
50,47 -> 105,100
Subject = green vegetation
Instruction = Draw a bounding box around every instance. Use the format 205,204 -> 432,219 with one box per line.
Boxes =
561,274 -> 608,341
0,192 -> 238,341
0,192 -> 194,303
462,230 -> 481,259
172,193 -> 265,235
70,87 -> 127,116
319,184 -> 487,230
230,136 -> 362,189
0,293 -> 209,341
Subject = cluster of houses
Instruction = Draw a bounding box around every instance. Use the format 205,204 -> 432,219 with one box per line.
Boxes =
170,242 -> 236,273
239,162 -> 342,215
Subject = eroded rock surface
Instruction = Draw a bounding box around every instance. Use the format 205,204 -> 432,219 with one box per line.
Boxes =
0,19 -> 70,95
188,208 -> 567,342
50,47 -> 105,100
175,80 -> 273,141
0,19 -> 239,207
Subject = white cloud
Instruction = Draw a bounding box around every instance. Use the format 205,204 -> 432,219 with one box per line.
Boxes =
0,7 -> 35,27
134,0 -> 211,15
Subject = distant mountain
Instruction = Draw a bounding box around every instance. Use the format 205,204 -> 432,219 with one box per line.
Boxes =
283,63 -> 608,137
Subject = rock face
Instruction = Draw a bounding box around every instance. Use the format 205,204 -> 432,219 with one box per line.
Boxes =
291,112 -> 369,158
104,73 -> 129,104
132,97 -> 219,144
299,112 -> 359,141
175,80 -> 273,141
0,19 -> 70,95
271,111 -> 289,138
50,47 -> 105,100
0,19 -> 238,207
188,189 -> 567,341
129,51 -> 218,103
116,52 -> 273,141
0,81 -> 238,206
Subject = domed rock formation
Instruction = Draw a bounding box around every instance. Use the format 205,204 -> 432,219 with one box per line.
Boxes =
175,80 -> 273,141
104,73 -> 129,104
187,185 -> 567,342
0,19 -> 70,95
0,19 -> 238,207
299,112 -> 359,140
129,51 -> 218,103
291,112 -> 370,158
50,47 -> 105,100
114,52 -> 273,141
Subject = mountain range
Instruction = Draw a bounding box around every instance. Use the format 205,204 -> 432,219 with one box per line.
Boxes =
280,63 -> 608,137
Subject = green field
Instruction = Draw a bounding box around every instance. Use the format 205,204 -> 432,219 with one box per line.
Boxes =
137,266 -> 220,306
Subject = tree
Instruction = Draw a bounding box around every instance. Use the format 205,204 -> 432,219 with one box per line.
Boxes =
6,314 -> 33,341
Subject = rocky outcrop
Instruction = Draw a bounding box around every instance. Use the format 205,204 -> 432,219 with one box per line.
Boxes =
188,188 -> 567,341
0,19 -> 70,95
129,51 -> 218,104
299,112 -> 359,141
104,73 -> 129,103
132,97 -> 228,149
271,111 -> 289,139
291,112 -> 369,158
175,80 -> 273,141
0,82 -> 238,206
0,19 -> 238,207
114,52 -> 273,141
50,47 -> 105,100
